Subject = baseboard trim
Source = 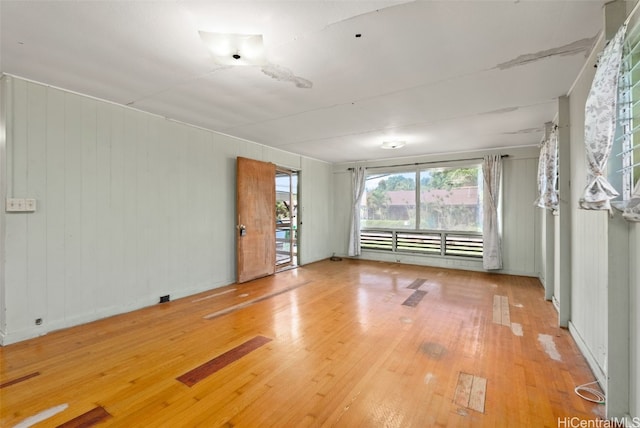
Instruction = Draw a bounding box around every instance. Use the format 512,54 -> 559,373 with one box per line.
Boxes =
568,321 -> 606,390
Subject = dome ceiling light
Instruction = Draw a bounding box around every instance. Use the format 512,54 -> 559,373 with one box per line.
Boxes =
381,141 -> 406,149
198,31 -> 267,66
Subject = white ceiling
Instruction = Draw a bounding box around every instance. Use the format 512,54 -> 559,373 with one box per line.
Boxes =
0,1 -> 604,163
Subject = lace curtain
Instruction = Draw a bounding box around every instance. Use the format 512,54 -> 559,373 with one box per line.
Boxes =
348,166 -> 366,256
580,24 -> 627,210
483,155 -> 503,270
535,123 -> 559,210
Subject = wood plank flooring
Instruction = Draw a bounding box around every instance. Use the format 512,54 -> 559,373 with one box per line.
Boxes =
0,259 -> 605,427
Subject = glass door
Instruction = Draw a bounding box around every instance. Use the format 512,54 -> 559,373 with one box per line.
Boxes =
275,168 -> 298,269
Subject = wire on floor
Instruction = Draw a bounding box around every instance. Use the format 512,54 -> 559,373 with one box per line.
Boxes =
575,380 -> 606,404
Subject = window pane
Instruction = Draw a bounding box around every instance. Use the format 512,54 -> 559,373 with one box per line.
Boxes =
614,29 -> 640,200
419,165 -> 483,232
361,172 -> 416,229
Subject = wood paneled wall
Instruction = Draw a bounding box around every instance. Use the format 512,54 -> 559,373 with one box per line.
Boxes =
567,35 -> 608,377
0,75 -> 333,344
501,156 -> 540,275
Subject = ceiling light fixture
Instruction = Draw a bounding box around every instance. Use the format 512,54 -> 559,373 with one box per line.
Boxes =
381,140 -> 406,149
199,31 -> 267,66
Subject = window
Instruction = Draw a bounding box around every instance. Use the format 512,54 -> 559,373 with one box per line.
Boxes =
359,164 -> 483,258
419,165 -> 483,232
361,172 -> 417,229
614,23 -> 640,200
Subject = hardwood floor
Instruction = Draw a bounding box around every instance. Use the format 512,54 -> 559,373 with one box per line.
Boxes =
1,259 -> 604,427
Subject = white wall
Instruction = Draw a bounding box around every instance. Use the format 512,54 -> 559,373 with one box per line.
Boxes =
299,157 -> 333,265
502,155 -> 540,276
553,214 -> 561,307
537,208 -> 555,301
631,222 -> 640,419
331,146 -> 541,277
567,36 -> 609,375
0,75 -> 333,345
0,76 -> 7,337
563,0 -> 640,418
538,208 -> 547,284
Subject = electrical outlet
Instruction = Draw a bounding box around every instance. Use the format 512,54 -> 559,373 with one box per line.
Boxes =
5,198 -> 36,212
6,198 -> 22,212
159,295 -> 170,303
25,199 -> 37,211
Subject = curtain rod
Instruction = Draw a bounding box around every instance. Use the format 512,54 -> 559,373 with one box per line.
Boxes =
347,154 -> 509,171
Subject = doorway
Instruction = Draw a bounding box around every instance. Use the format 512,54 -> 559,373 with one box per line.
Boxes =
275,168 -> 298,270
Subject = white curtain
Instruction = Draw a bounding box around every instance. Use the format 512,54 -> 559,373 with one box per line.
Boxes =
483,155 -> 502,270
535,123 -> 559,210
348,166 -> 366,256
580,24 -> 627,211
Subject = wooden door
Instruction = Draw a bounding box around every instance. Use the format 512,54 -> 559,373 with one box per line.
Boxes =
236,157 -> 276,283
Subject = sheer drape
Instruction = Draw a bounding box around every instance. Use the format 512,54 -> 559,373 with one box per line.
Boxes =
348,166 -> 366,256
580,24 -> 627,210
483,155 -> 502,270
535,123 -> 559,210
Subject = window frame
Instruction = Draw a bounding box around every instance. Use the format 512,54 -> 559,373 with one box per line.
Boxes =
359,161 -> 484,259
614,19 -> 640,200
